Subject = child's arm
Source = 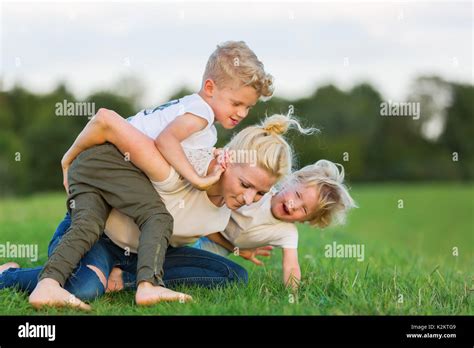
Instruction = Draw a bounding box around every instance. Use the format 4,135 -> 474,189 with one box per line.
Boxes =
207,232 -> 274,265
282,248 -> 301,291
155,114 -> 222,191
61,108 -> 172,189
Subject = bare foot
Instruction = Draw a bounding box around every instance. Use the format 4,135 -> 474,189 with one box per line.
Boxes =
135,282 -> 192,306
0,262 -> 20,275
29,278 -> 91,311
106,267 -> 124,293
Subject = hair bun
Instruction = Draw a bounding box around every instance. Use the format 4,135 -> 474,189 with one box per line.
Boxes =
262,114 -> 290,135
261,113 -> 318,137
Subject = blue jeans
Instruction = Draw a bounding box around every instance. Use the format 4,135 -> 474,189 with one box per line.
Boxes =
192,237 -> 231,257
0,213 -> 248,301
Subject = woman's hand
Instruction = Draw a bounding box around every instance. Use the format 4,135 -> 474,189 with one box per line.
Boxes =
237,246 -> 273,266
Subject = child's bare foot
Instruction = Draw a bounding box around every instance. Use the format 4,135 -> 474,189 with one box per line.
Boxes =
29,278 -> 91,311
0,262 -> 20,275
106,267 -> 124,293
135,282 -> 192,306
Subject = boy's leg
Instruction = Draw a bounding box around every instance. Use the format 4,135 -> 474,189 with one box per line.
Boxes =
30,145 -> 115,310
29,191 -> 110,310
37,191 -> 111,286
82,144 -> 172,287
62,143 -> 190,304
47,212 -> 72,257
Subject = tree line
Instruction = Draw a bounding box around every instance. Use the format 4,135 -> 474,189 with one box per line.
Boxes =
0,75 -> 472,196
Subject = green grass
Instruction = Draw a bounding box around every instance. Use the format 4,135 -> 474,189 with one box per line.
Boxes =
0,183 -> 473,315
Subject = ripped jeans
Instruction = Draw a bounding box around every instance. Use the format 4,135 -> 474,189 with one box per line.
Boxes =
0,213 -> 248,301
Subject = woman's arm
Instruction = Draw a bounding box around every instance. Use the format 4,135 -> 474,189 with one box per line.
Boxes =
206,232 -> 236,252
61,108 -> 171,186
207,233 -> 274,266
282,248 -> 301,291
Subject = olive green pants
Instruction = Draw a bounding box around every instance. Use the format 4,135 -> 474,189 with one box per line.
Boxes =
39,143 -> 173,288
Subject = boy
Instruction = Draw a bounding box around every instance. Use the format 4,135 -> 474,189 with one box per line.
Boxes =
29,41 -> 274,309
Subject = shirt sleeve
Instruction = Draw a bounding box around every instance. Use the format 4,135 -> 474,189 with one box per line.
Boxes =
184,98 -> 215,128
150,166 -> 184,194
270,225 -> 299,249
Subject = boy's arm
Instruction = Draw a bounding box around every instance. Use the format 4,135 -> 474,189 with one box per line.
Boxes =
155,113 -> 222,190
61,108 -> 172,188
282,248 -> 301,291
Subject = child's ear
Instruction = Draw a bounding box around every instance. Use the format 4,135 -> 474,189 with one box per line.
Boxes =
203,79 -> 216,97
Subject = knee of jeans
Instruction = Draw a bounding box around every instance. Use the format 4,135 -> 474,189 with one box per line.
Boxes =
230,263 -> 248,285
68,267 -> 105,301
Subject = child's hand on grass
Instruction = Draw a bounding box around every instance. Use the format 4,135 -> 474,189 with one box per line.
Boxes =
238,246 -> 273,266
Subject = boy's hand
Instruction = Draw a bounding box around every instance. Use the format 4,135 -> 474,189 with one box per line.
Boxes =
213,147 -> 231,170
191,164 -> 224,191
238,246 -> 273,266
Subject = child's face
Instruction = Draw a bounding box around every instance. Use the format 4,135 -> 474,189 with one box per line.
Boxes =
204,79 -> 259,129
271,183 -> 319,223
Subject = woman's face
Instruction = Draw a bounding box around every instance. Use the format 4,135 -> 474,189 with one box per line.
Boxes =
271,182 -> 319,223
219,163 -> 277,210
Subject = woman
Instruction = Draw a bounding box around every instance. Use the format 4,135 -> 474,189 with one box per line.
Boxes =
0,110 -> 311,310
107,160 -> 357,294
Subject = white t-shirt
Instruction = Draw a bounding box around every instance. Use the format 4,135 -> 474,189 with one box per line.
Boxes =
127,93 -> 217,149
104,151 -> 231,251
222,192 -> 299,249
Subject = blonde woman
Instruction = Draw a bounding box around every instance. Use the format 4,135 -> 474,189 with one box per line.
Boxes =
0,111 -> 312,310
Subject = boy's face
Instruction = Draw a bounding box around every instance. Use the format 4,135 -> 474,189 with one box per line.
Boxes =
203,79 -> 259,129
271,182 -> 320,223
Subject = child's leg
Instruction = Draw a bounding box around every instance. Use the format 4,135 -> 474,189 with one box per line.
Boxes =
92,144 -> 172,288
47,212 -> 71,257
59,143 -> 188,304
30,145 -> 115,310
38,193 -> 110,286
29,191 -> 110,310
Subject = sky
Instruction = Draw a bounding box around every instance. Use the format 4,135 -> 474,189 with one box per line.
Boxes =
1,0 -> 472,107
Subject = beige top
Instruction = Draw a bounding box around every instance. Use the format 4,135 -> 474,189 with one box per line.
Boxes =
222,192 -> 299,249
104,149 -> 231,251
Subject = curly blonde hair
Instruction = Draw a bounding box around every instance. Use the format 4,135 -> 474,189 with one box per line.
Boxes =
285,160 -> 357,228
203,41 -> 274,99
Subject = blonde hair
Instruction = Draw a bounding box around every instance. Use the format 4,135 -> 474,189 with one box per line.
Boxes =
287,160 -> 357,228
203,41 -> 274,99
225,113 -> 317,181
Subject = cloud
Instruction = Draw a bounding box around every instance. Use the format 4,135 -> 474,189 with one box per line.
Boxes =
1,1 -> 471,106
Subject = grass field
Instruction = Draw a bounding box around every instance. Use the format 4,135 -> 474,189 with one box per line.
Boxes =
0,183 -> 472,315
